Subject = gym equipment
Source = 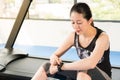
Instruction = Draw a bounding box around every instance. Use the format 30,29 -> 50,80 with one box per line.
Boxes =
0,0 -> 32,71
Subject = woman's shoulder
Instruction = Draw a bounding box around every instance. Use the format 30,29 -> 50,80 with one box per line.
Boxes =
69,31 -> 76,37
99,31 -> 109,40
66,31 -> 76,42
95,27 -> 109,41
96,32 -> 110,49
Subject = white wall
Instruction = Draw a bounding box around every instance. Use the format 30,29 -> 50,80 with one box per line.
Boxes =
95,22 -> 120,51
0,19 -> 120,51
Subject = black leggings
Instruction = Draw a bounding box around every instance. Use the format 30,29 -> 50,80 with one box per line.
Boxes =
43,62 -> 111,80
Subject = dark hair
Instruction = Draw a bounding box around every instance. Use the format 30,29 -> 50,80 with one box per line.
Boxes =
70,2 -> 94,26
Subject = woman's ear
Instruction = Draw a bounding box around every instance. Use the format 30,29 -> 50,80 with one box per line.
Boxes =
88,18 -> 93,25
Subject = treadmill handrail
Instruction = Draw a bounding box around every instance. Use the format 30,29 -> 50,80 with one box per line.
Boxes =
5,0 -> 33,49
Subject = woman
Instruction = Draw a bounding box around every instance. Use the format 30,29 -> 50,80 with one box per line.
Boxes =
31,2 -> 111,80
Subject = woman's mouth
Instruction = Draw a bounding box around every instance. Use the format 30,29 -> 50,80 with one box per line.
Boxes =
76,29 -> 80,33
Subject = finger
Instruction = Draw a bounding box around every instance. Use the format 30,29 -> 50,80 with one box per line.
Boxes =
51,61 -> 56,65
51,59 -> 57,65
56,58 -> 61,65
59,59 -> 62,63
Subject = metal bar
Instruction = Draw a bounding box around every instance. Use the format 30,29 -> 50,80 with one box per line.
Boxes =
5,0 -> 33,48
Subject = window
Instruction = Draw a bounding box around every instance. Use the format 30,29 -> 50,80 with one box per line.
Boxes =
0,0 -> 23,18
0,0 -> 120,20
0,0 -> 74,19
29,0 -> 74,19
77,0 -> 120,20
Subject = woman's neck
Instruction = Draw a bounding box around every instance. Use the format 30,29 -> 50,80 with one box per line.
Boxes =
84,26 -> 96,38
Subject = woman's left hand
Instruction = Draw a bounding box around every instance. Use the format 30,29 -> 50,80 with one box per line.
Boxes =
50,54 -> 62,65
49,65 -> 58,74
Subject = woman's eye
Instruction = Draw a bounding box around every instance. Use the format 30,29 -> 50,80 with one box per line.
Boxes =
77,23 -> 82,24
72,22 -> 75,24
71,22 -> 82,25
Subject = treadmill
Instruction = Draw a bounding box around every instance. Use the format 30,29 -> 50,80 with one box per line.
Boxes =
0,0 -> 49,80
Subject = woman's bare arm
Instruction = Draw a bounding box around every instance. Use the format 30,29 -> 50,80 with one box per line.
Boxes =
61,32 -> 110,71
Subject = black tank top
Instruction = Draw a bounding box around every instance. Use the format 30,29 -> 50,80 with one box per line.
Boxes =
74,27 -> 111,77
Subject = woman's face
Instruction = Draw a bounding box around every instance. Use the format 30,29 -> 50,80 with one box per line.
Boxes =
70,11 -> 90,34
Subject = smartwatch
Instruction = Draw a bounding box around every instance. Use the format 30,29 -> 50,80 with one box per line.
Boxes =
57,62 -> 64,72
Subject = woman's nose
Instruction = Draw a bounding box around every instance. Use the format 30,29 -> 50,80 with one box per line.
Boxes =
73,23 -> 79,29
